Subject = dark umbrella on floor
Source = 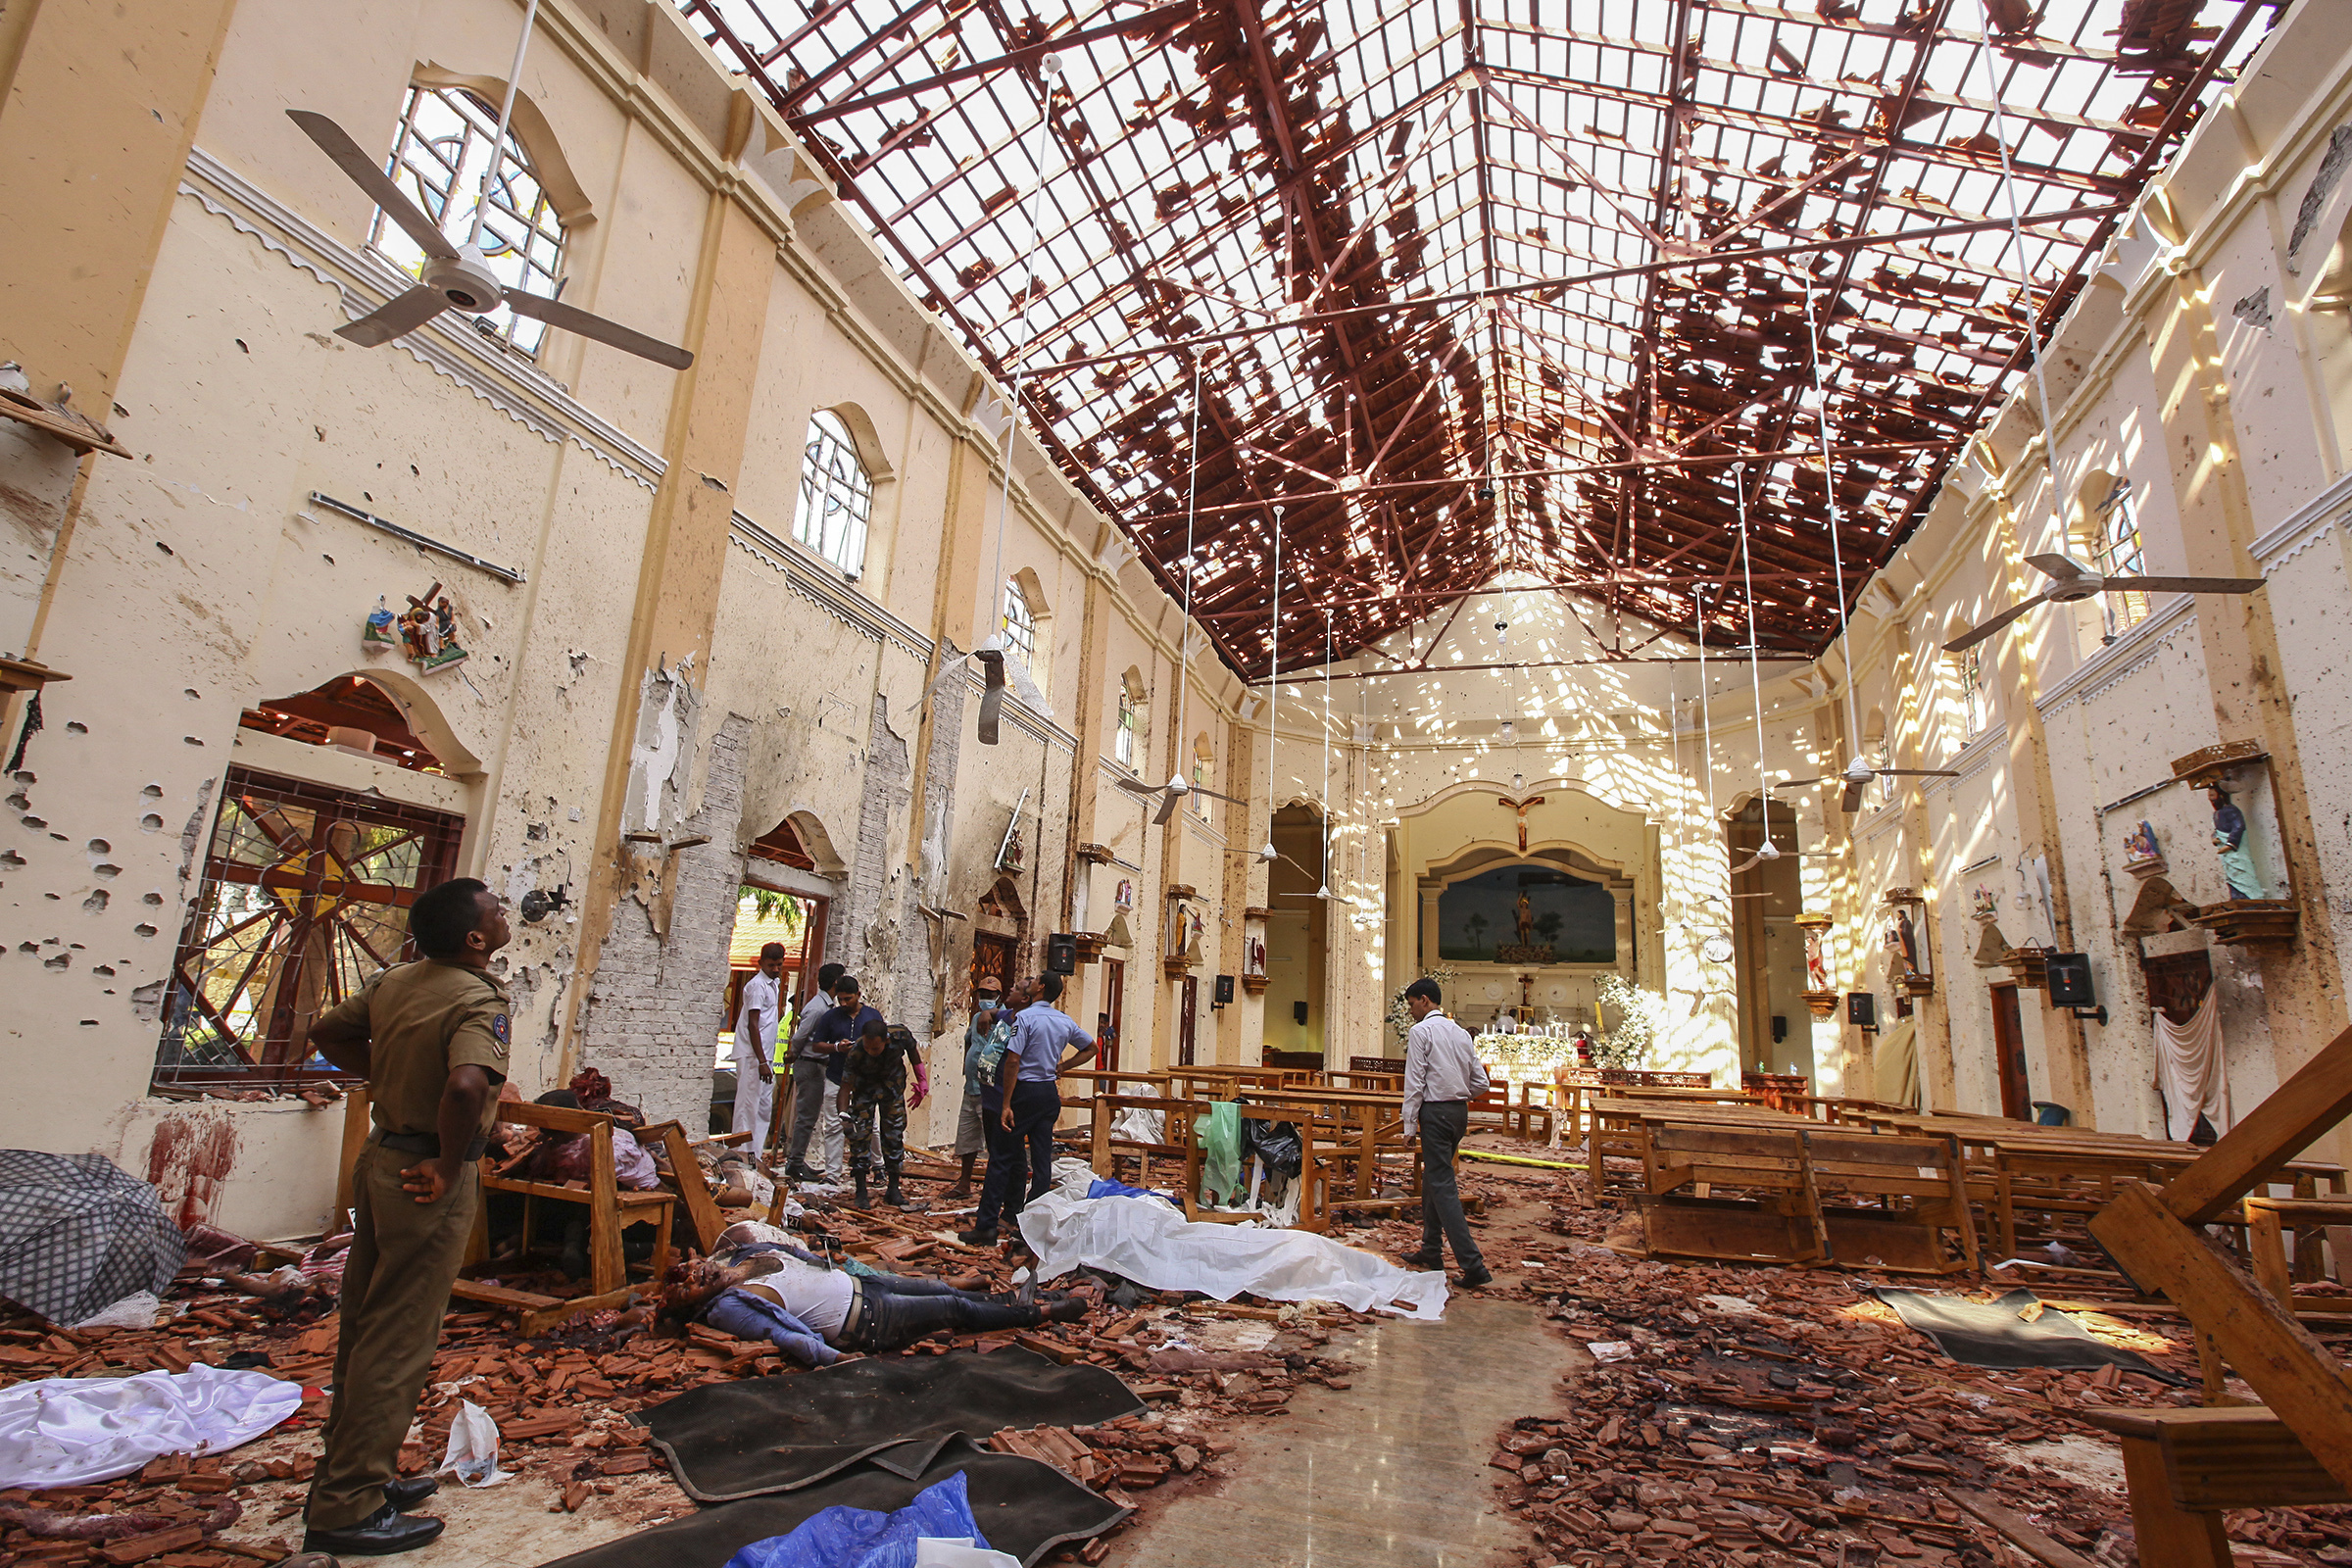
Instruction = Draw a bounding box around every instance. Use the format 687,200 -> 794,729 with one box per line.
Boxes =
0,1151 -> 187,1325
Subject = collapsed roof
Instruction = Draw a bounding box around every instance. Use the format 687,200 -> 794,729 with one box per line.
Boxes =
685,0 -> 2278,677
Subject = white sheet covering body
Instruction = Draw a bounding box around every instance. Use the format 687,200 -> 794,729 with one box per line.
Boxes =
0,1364 -> 304,1488
1016,1189 -> 1450,1320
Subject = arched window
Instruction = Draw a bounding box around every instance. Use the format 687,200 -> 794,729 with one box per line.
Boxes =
1114,670 -> 1145,769
373,84 -> 565,355
794,411 -> 875,573
1953,647 -> 1986,740
2088,475 -> 2149,637
1001,578 -> 1039,661
1192,734 -> 1214,819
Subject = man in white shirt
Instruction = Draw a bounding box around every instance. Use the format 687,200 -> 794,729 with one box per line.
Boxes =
731,943 -> 787,1153
1398,977 -> 1492,1287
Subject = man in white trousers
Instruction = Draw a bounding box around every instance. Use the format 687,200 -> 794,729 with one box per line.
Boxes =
732,943 -> 787,1153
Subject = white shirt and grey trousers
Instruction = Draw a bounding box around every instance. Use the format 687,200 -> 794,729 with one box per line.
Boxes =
1404,1011 -> 1489,1270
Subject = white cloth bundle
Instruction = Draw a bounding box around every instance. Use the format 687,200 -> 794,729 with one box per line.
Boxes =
0,1364 -> 302,1489
1016,1188 -> 1449,1320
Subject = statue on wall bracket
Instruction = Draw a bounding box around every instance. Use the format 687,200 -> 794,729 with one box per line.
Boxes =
365,580 -> 468,673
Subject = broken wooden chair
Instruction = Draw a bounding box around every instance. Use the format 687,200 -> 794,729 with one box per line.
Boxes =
2085,1018 -> 2352,1564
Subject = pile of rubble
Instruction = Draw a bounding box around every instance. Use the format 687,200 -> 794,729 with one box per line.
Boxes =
0,1170 -> 1389,1566
1466,1171 -> 2352,1568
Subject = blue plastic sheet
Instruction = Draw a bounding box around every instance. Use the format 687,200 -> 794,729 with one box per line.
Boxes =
1085,1177 -> 1178,1206
720,1472 -> 991,1568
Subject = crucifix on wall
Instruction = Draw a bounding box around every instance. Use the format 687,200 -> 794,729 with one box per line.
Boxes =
1498,794 -> 1544,855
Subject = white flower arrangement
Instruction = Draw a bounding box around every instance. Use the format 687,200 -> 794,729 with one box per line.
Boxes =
1592,973 -> 1667,1069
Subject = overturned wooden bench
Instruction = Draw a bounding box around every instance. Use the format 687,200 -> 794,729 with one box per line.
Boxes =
2080,1405 -> 2348,1568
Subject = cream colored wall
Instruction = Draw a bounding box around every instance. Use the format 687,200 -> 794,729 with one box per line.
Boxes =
0,0 -> 1258,1234
1806,0 -> 2352,1143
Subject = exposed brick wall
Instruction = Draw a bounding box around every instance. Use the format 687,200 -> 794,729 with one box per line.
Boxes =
576,713 -> 752,1128
843,694 -> 914,1019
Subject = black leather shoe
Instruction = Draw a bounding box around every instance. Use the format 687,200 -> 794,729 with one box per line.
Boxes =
1396,1251 -> 1444,1271
956,1226 -> 998,1246
1456,1265 -> 1494,1290
383,1475 -> 439,1511
303,1502 -> 445,1556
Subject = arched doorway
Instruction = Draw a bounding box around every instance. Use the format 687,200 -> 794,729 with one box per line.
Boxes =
1263,804 -> 1327,1063
1726,797 -> 1806,1076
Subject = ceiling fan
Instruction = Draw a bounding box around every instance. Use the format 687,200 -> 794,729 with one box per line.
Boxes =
1116,769 -> 1249,826
283,0 -> 691,368
1941,553 -> 2265,654
1726,488 -> 1786,878
287,111 -> 693,368
1774,756 -> 1959,814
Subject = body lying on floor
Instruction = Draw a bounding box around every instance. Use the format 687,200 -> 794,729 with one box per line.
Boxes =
657,1221 -> 1085,1365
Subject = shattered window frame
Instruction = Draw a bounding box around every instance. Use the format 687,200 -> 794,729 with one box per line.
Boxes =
1002,577 -> 1040,660
2091,477 -> 2150,637
794,410 -> 877,574
152,768 -> 464,1095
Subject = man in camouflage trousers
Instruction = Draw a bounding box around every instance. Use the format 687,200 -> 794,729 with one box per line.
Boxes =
838,1015 -> 926,1208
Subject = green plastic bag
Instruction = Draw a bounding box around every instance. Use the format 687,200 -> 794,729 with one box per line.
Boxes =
1194,1101 -> 1242,1206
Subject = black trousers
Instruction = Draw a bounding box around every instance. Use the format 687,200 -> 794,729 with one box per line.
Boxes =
1416,1100 -> 1483,1269
974,1081 -> 1060,1233
846,1274 -> 1043,1350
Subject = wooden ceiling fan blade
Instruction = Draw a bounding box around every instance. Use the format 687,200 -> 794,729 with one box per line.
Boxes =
504,289 -> 695,369
1839,778 -> 1865,813
1114,776 -> 1161,797
287,111 -> 459,262
335,285 -> 450,347
1772,777 -> 1827,790
2116,574 -> 2267,595
1880,768 -> 1962,778
1191,785 -> 1250,806
2022,553 -> 2081,578
1152,793 -> 1182,825
1941,595 -> 2044,653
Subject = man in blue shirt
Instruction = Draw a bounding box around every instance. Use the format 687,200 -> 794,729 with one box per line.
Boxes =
960,972 -> 1094,1246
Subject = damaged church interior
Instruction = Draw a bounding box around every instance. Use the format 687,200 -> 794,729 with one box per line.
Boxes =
17,0 -> 2352,1562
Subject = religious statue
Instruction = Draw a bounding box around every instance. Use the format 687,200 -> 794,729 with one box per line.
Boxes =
2209,785 -> 2264,901
1246,935 -> 1266,974
362,595 -> 398,647
1883,907 -> 1920,984
394,580 -> 467,671
2122,819 -> 2163,875
1803,923 -> 1830,991
1114,879 -> 1134,910
1514,890 -> 1536,947
1498,793 -> 1544,854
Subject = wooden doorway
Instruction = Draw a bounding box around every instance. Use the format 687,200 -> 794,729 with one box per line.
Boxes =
971,931 -> 1016,1004
1991,983 -> 2031,1120
1177,974 -> 1198,1067
1100,956 -> 1125,1074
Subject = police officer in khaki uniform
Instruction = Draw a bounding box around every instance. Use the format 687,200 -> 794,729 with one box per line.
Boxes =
298,877 -> 510,1556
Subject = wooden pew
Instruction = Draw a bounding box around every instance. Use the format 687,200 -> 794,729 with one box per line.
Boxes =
2080,1405 -> 2349,1568
1630,1115 -> 1976,1272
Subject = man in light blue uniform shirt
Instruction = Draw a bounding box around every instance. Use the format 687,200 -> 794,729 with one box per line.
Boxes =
960,972 -> 1095,1245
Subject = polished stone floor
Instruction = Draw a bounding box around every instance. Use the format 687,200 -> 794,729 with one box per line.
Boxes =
1112,1293 -> 1579,1568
